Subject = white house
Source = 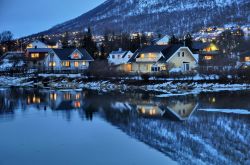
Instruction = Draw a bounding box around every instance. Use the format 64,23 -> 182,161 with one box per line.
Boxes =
44,48 -> 94,71
128,44 -> 198,73
107,48 -> 133,65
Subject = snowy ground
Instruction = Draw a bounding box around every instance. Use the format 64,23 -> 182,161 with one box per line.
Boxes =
1,76 -> 250,96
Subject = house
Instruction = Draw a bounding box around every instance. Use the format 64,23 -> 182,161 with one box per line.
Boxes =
128,44 -> 198,73
25,48 -> 51,70
192,42 -> 225,70
26,40 -> 62,49
107,48 -> 133,72
44,48 -> 94,71
0,51 -> 25,71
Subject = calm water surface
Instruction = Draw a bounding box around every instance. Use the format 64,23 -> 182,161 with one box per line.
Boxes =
0,88 -> 249,165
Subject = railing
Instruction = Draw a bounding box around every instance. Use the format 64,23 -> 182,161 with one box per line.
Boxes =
136,58 -> 159,62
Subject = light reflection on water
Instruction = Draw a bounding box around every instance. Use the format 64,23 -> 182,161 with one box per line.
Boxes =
0,88 -> 249,165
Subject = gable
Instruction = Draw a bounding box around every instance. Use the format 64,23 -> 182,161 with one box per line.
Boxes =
69,49 -> 83,59
167,47 -> 198,63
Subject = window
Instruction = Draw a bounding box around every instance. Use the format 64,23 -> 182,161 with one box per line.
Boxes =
63,61 -> 70,67
49,62 -> 56,67
204,55 -> 213,60
148,53 -> 156,59
178,52 -> 181,57
74,62 -> 79,67
31,53 -> 39,58
182,52 -> 185,57
82,61 -> 86,66
245,57 -> 250,62
128,55 -> 131,58
73,53 -> 80,59
140,54 -> 145,58
112,55 -> 115,59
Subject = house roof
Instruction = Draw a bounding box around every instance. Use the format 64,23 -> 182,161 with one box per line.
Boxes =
0,51 -> 25,60
26,48 -> 51,53
128,44 -> 184,62
52,48 -> 94,61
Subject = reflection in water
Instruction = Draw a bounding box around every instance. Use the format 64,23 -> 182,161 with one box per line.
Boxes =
0,88 -> 249,165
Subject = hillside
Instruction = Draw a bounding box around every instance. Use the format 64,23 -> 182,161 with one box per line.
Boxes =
37,0 -> 250,36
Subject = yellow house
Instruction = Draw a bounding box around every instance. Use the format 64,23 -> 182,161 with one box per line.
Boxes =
128,44 -> 198,73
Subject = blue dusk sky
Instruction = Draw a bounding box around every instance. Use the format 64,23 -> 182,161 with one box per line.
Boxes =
0,0 -> 105,38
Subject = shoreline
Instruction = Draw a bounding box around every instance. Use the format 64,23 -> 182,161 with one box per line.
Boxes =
1,75 -> 250,97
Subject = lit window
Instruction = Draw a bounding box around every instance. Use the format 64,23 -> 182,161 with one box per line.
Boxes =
63,61 -> 70,67
148,53 -> 156,59
204,56 -> 213,60
73,53 -> 80,59
245,57 -> 250,62
140,54 -> 145,58
74,62 -> 79,67
82,61 -> 86,66
49,62 -> 56,67
31,53 -> 39,58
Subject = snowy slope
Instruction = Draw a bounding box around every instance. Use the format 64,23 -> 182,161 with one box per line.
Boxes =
37,0 -> 250,36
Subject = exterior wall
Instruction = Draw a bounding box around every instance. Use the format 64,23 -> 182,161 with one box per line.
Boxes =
26,52 -> 48,70
167,48 -> 197,71
44,53 -> 90,71
108,51 -> 133,65
44,53 -> 62,70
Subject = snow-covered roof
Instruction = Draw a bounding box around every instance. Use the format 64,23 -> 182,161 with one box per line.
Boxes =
156,35 -> 170,45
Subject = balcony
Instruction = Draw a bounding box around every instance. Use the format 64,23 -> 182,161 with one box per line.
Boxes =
136,57 -> 159,62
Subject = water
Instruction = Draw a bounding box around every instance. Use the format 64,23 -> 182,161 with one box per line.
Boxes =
0,88 -> 249,165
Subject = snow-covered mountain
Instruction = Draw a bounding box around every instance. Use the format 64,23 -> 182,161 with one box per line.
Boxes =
41,0 -> 250,35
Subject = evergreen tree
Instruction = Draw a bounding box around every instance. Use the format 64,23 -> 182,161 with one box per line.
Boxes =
83,27 -> 98,59
169,35 -> 179,45
61,31 -> 69,48
184,33 -> 193,50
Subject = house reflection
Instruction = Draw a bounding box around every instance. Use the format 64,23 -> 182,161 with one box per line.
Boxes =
137,105 -> 165,118
27,95 -> 41,104
162,100 -> 198,121
48,91 -> 83,110
135,96 -> 198,121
